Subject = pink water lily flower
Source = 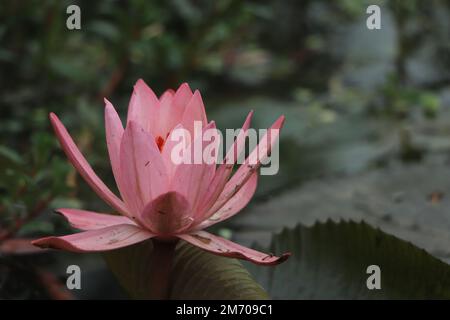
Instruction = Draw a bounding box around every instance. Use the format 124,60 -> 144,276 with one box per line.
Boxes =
33,80 -> 290,265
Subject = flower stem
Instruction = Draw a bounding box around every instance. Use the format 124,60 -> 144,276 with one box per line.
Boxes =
148,238 -> 178,299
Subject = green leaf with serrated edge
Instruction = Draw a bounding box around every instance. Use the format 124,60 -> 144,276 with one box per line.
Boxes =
104,240 -> 269,299
245,220 -> 450,299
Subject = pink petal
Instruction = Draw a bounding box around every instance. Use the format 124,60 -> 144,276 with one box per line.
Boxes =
160,89 -> 175,98
161,124 -> 189,178
0,238 -> 46,255
158,83 -> 193,137
127,79 -> 159,134
192,163 -> 231,221
206,115 -> 285,216
32,224 -> 154,253
49,113 -> 128,215
140,191 -> 192,234
180,90 -> 208,138
170,121 -> 217,212
156,90 -> 174,137
179,231 -> 290,266
224,110 -> 254,164
195,111 -> 254,219
197,172 -> 258,229
173,83 -> 194,110
56,208 -> 136,231
104,99 -> 133,218
120,121 -> 169,217
104,99 -> 123,178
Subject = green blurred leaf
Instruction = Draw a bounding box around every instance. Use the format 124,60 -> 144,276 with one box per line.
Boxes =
104,240 -> 269,299
0,145 -> 24,165
246,220 -> 450,299
87,21 -> 120,41
17,220 -> 55,236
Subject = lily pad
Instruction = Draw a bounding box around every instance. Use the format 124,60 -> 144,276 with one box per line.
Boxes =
104,240 -> 269,299
246,220 -> 450,299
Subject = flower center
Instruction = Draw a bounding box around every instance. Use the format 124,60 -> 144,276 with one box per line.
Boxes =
156,136 -> 165,152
